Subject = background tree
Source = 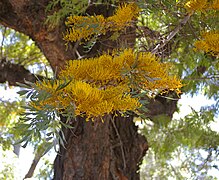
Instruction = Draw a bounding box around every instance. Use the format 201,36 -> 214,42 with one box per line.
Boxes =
0,0 -> 219,179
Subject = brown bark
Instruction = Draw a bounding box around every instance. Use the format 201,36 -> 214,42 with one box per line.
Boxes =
54,115 -> 148,180
0,1 -> 149,179
145,91 -> 179,119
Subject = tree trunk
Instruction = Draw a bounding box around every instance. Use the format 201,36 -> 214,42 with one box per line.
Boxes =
54,115 -> 148,180
0,1 -> 149,179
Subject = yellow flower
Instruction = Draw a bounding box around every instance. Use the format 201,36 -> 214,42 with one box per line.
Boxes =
61,81 -> 139,118
194,30 -> 219,56
185,0 -> 219,12
61,49 -> 182,92
101,85 -> 140,113
64,3 -> 140,42
34,49 -> 182,119
211,0 -> 219,10
60,54 -> 123,86
107,3 -> 140,30
64,15 -> 105,42
185,0 -> 208,12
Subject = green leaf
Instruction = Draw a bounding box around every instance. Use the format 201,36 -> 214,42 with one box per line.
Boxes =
16,82 -> 31,89
17,89 -> 29,96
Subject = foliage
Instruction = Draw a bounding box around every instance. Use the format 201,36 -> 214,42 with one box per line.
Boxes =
45,0 -> 118,28
134,0 -> 219,178
0,148 -> 16,180
140,105 -> 219,179
0,99 -> 23,127
0,26 -> 54,178
35,159 -> 53,180
0,98 -> 24,150
45,0 -> 90,28
0,25 -> 53,149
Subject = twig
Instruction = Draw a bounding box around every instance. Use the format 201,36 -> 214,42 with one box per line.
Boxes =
23,142 -> 52,179
111,116 -> 126,169
0,26 -> 7,58
151,14 -> 192,55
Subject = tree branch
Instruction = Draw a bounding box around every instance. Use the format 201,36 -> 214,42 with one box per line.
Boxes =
151,14 -> 191,55
0,58 -> 45,86
24,142 -> 53,179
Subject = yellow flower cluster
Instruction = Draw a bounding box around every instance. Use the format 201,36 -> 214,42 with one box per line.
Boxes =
185,0 -> 219,12
194,30 -> 219,56
64,3 -> 140,42
107,3 -> 140,30
32,49 -> 182,119
64,15 -> 105,42
61,49 -> 182,92
185,0 -> 207,12
212,0 -> 219,10
67,83 -> 139,118
33,80 -> 140,119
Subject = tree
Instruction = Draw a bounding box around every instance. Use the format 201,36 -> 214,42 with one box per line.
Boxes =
0,0 -> 219,179
0,1 -> 150,179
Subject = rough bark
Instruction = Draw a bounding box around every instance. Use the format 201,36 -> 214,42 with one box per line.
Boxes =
54,115 -> 148,180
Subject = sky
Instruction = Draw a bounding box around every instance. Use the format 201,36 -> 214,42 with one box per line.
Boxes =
174,93 -> 218,132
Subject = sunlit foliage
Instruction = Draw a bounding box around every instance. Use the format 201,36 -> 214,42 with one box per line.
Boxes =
140,104 -> 219,179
